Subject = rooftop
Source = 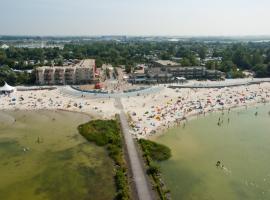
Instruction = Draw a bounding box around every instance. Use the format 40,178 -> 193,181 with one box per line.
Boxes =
36,59 -> 95,70
154,60 -> 179,66
78,59 -> 95,68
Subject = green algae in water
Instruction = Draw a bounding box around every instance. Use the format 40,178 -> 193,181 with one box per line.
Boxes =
154,104 -> 270,200
0,110 -> 116,200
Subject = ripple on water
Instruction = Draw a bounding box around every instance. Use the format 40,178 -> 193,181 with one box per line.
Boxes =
155,104 -> 270,200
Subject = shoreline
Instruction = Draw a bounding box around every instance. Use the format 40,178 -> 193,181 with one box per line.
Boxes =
0,108 -> 117,200
122,83 -> 270,139
1,82 -> 270,139
0,88 -> 119,119
0,107 -> 96,119
2,98 -> 268,140
147,100 -> 270,140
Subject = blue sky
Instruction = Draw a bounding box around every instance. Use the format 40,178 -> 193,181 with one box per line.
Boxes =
0,0 -> 270,36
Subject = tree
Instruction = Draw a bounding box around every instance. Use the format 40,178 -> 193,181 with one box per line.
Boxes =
212,48 -> 220,57
181,58 -> 191,66
232,49 -> 251,69
125,65 -> 132,73
206,61 -> 218,70
189,55 -> 199,66
56,59 -> 63,66
0,65 -> 17,85
0,50 -> 7,65
251,51 -> 263,66
147,163 -> 160,175
198,47 -> 207,59
161,53 -> 170,60
220,60 -> 234,72
267,63 -> 270,75
253,64 -> 268,78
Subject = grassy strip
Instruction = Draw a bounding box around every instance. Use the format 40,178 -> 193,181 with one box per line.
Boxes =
78,118 -> 130,200
138,139 -> 172,200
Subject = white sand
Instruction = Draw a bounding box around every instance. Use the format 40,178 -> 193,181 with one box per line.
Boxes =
0,88 -> 119,119
1,82 -> 270,138
121,82 -> 270,138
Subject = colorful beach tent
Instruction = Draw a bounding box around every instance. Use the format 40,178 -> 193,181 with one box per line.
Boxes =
0,82 -> 15,93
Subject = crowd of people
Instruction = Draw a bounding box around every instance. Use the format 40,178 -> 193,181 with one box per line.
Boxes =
1,81 -> 270,139
0,88 -> 118,118
122,83 -> 270,138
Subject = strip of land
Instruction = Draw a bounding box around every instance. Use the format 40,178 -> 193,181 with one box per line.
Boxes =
116,98 -> 155,200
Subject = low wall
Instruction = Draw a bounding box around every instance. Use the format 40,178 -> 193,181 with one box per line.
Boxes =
70,86 -> 109,94
17,86 -> 57,91
168,78 -> 270,89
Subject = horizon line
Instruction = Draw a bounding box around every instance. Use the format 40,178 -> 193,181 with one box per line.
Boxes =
1,34 -> 270,38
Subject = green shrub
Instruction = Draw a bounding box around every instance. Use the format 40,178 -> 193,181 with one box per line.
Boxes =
138,139 -> 171,161
147,163 -> 160,175
78,119 -> 121,146
115,170 -> 129,200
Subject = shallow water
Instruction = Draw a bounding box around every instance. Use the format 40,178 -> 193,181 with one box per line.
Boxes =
154,104 -> 270,200
0,110 -> 115,200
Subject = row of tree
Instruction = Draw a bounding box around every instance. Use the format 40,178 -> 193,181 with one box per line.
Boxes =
1,41 -> 270,85
0,65 -> 35,85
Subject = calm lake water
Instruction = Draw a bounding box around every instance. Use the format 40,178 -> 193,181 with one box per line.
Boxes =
0,110 -> 115,200
154,104 -> 270,200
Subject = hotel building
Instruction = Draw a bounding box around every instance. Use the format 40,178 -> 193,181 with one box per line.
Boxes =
35,59 -> 96,85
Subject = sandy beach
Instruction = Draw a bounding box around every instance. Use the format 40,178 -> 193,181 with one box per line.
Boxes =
0,88 -> 118,119
1,82 -> 270,138
121,82 -> 270,138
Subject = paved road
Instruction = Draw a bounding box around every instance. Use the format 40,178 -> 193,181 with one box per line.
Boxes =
116,98 -> 154,200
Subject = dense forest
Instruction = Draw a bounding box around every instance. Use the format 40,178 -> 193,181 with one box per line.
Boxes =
1,41 -> 270,85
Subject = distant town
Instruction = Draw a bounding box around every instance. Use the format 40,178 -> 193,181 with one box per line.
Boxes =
1,36 -> 270,87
